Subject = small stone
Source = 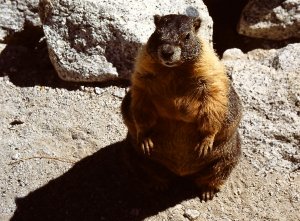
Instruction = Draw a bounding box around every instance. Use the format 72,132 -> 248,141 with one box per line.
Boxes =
112,89 -> 126,98
12,153 -> 20,160
222,48 -> 245,60
95,87 -> 105,95
184,209 -> 200,220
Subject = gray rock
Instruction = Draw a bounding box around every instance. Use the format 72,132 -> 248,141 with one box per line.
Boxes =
0,0 -> 41,42
237,0 -> 300,40
222,43 -> 300,173
184,209 -> 200,220
39,0 -> 213,82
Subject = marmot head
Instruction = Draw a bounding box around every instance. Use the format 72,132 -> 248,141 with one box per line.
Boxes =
147,14 -> 201,67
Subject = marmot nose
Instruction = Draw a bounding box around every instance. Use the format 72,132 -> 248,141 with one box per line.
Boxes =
161,45 -> 174,59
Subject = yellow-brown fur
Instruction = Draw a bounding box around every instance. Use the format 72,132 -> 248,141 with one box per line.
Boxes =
121,14 -> 242,201
131,39 -> 229,156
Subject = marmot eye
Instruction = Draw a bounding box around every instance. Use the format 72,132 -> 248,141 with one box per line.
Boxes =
185,33 -> 190,40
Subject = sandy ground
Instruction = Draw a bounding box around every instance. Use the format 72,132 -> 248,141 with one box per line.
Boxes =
0,44 -> 299,221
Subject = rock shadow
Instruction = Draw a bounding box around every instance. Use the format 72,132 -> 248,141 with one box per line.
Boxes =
11,140 -> 198,221
104,26 -> 142,80
0,41 -> 130,89
3,22 -> 44,48
203,0 -> 299,56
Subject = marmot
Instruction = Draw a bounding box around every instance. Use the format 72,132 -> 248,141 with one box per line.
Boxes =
121,14 -> 242,201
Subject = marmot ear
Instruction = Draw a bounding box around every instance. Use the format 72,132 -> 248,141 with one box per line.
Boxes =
154,15 -> 161,26
193,17 -> 201,32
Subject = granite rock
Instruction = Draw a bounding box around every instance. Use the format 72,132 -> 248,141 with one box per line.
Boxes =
0,0 -> 41,42
237,0 -> 300,40
222,43 -> 300,173
39,0 -> 213,82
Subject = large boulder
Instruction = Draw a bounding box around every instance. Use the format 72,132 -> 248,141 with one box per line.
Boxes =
222,43 -> 300,173
237,0 -> 300,40
38,0 -> 213,82
0,0 -> 41,42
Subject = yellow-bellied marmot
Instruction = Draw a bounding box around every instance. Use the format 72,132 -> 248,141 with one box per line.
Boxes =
121,14 -> 242,201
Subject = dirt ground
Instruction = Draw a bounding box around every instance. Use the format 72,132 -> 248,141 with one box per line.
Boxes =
0,42 -> 299,221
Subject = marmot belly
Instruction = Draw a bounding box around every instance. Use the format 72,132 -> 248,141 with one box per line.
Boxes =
140,120 -> 207,176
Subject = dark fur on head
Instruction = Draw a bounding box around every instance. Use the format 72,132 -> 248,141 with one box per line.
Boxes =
147,14 -> 201,67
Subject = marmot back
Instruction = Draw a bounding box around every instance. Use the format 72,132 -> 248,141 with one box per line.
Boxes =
121,14 -> 242,201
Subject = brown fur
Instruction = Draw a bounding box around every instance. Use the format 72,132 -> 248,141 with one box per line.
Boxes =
121,14 -> 242,201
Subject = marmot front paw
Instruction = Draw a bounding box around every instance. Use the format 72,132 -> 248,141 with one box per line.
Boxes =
194,137 -> 214,157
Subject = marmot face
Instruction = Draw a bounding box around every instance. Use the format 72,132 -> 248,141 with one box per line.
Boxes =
147,14 -> 201,67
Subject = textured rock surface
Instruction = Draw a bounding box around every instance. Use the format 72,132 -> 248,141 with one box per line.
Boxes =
1,42 -> 299,220
0,0 -> 41,42
237,0 -> 300,40
39,0 -> 213,82
222,43 -> 300,173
